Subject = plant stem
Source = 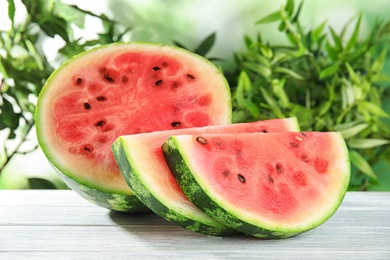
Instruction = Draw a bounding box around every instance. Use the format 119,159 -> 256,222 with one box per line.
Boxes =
0,121 -> 35,175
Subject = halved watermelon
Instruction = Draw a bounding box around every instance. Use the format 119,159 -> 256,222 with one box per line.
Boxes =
162,132 -> 350,238
35,42 -> 231,212
112,118 -> 299,236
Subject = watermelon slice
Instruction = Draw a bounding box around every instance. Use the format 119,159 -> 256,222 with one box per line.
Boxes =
112,118 -> 299,236
35,42 -> 231,212
162,132 -> 350,238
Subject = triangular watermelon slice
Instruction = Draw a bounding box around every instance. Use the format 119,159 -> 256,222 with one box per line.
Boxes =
162,132 -> 350,238
112,118 -> 299,236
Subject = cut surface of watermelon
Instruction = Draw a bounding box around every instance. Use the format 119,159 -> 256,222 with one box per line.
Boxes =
35,42 -> 231,211
162,132 -> 350,238
113,118 -> 299,235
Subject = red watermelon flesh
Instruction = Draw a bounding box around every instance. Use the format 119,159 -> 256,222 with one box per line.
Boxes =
163,132 -> 350,237
112,118 -> 299,235
35,43 -> 231,209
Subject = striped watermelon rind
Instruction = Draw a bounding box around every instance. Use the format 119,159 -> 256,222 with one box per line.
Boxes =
162,132 -> 350,238
112,118 -> 299,235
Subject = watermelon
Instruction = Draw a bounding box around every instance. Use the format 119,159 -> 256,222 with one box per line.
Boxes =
35,42 -> 231,212
112,118 -> 299,236
162,132 -> 350,238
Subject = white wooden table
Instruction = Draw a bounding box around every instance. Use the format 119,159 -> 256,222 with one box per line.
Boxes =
0,190 -> 389,259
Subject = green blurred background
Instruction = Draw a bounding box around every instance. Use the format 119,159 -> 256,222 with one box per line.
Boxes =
1,0 -> 390,190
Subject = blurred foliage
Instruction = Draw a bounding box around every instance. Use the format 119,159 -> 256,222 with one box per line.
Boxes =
0,0 -> 129,188
228,0 -> 390,190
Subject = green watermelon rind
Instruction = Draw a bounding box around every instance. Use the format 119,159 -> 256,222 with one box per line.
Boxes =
162,133 -> 350,238
112,137 -> 238,236
53,164 -> 149,213
35,42 -> 232,212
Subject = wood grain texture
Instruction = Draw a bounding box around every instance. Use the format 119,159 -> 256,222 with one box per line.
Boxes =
0,190 -> 389,259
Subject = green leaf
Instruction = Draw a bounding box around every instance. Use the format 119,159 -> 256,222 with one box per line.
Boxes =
40,15 -> 70,42
325,42 -> 338,61
242,62 -> 271,79
7,0 -> 16,26
349,150 -> 377,179
329,27 -> 343,52
340,78 -> 355,108
291,1 -> 303,22
256,11 -> 282,24
271,78 -> 290,108
290,104 -> 313,129
173,41 -> 188,50
278,21 -> 286,32
312,20 -> 327,41
348,138 -> 390,149
358,101 -> 390,117
235,71 -> 251,108
285,0 -> 294,17
194,32 -> 216,57
234,71 -> 260,120
369,48 -> 387,75
270,51 -> 295,65
319,62 -> 339,79
25,39 -> 44,71
244,35 -> 253,49
337,123 -> 369,139
0,97 -> 20,134
346,13 -> 362,51
333,120 -> 363,131
28,177 -> 58,189
54,2 -> 87,29
274,67 -> 304,80
345,62 -> 361,85
317,83 -> 335,117
260,87 -> 285,118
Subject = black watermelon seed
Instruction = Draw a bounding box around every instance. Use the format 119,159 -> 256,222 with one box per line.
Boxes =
76,77 -> 82,85
238,174 -> 246,183
172,81 -> 180,88
152,66 -> 161,71
84,102 -> 91,110
171,121 -> 181,127
261,129 -> 268,133
276,163 -> 283,174
81,145 -> 94,155
196,136 -> 207,145
96,96 -> 106,101
155,80 -> 163,86
186,74 -> 195,80
121,76 -> 128,83
95,120 -> 106,127
104,73 -> 114,83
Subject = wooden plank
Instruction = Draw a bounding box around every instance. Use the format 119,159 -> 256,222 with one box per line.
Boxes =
0,191 -> 389,259
1,191 -> 389,227
1,251 -> 388,260
0,226 -> 389,257
0,190 -> 92,207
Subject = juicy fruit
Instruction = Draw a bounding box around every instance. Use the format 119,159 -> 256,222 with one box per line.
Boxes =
35,42 -> 231,212
112,118 -> 299,235
162,132 -> 350,238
